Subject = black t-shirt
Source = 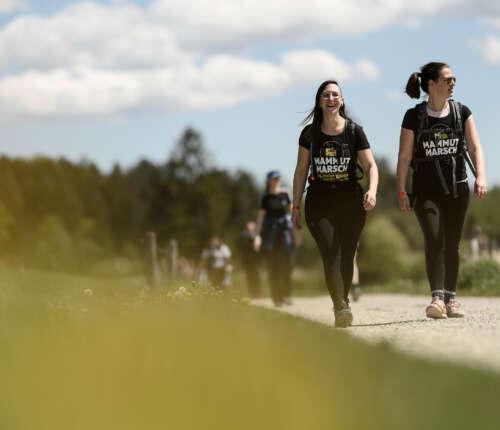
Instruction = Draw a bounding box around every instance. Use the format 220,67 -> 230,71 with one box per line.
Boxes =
298,122 -> 370,183
402,102 -> 471,194
260,192 -> 290,218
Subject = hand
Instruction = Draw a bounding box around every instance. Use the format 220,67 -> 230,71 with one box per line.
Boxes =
253,235 -> 262,252
398,192 -> 412,212
292,207 -> 301,229
474,176 -> 487,199
363,191 -> 376,211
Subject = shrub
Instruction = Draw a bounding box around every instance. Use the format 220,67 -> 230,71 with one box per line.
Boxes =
458,259 -> 500,292
359,216 -> 413,283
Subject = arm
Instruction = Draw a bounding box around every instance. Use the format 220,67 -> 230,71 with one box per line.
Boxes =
465,115 -> 487,199
357,149 -> 378,210
286,196 -> 304,247
291,146 -> 310,229
396,128 -> 414,212
223,245 -> 232,272
253,209 -> 266,251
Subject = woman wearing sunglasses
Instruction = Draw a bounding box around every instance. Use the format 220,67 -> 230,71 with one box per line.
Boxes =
397,62 -> 487,319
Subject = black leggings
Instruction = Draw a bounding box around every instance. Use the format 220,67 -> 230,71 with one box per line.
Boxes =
413,183 -> 469,295
305,185 -> 366,310
265,246 -> 293,304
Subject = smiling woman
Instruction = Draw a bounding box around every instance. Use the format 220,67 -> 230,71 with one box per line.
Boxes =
291,80 -> 379,327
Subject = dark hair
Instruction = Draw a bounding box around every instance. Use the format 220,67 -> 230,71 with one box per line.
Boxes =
405,62 -> 449,99
301,80 -> 348,139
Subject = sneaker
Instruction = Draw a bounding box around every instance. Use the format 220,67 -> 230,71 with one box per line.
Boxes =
334,307 -> 353,328
446,299 -> 464,318
426,296 -> 447,319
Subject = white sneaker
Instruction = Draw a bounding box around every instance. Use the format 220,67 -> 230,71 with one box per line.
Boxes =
446,299 -> 464,318
426,296 -> 447,319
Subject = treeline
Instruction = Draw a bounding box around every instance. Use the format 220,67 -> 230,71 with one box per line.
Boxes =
0,126 -> 498,279
0,128 -> 259,272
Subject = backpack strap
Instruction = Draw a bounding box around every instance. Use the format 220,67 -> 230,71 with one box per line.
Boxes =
450,100 -> 477,178
345,118 -> 364,181
304,125 -> 317,182
414,101 -> 428,154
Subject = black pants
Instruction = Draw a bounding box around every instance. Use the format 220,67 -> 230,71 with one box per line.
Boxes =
243,255 -> 261,298
265,239 -> 293,305
413,183 -> 469,295
207,267 -> 226,289
305,184 -> 366,310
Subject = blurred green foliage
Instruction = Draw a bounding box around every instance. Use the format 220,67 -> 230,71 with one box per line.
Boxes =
0,128 -> 260,272
458,259 -> 500,292
359,216 -> 413,283
1,268 -> 500,430
0,129 -> 498,284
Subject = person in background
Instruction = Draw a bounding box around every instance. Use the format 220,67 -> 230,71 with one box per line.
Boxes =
254,171 -> 295,307
350,248 -> 361,302
397,61 -> 487,319
291,80 -> 378,327
200,235 -> 232,290
238,220 -> 262,298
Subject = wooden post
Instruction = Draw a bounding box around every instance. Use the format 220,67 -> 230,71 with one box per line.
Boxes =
168,239 -> 178,283
146,231 -> 160,287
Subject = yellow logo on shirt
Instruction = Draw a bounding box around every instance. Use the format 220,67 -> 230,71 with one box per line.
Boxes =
325,148 -> 336,157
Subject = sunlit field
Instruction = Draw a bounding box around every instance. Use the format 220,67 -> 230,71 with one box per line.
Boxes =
1,267 -> 500,430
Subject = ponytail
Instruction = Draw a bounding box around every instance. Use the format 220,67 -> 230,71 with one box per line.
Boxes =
405,62 -> 449,99
405,72 -> 421,99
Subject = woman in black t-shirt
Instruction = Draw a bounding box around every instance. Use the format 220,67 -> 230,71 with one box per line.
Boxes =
397,61 -> 487,319
291,80 -> 379,327
255,170 -> 295,306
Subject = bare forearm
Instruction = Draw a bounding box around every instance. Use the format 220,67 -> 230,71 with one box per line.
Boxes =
396,156 -> 411,192
366,163 -> 379,195
255,210 -> 265,235
292,167 -> 308,207
469,143 -> 486,179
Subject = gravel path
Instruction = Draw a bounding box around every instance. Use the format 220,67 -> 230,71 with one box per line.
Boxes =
252,294 -> 500,373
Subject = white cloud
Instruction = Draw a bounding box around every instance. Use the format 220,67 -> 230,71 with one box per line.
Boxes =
483,18 -> 500,30
0,0 -> 26,14
1,0 -> 500,121
0,2 -> 190,70
477,35 -> 500,64
0,50 -> 379,119
148,0 -> 403,48
3,0 -> 491,72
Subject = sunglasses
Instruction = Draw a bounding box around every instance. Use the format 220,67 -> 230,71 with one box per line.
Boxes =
441,76 -> 456,84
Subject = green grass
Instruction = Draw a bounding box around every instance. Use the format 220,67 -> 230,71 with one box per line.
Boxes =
1,267 -> 500,429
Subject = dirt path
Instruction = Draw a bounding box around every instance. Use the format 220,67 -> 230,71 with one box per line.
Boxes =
252,294 -> 500,373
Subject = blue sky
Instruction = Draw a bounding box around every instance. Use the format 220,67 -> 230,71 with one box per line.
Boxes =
1,1 -> 500,188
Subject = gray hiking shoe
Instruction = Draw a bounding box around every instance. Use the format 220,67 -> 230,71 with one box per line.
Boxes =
334,307 -> 353,328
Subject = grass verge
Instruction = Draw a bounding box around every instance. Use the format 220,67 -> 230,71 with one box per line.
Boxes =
1,268 -> 500,429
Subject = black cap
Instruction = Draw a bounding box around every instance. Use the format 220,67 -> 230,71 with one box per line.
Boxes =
266,170 -> 281,180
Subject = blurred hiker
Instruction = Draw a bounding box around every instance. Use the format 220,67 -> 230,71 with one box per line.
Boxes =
238,220 -> 262,298
397,61 -> 487,319
350,248 -> 361,302
254,171 -> 295,307
292,80 -> 379,327
201,235 -> 232,290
